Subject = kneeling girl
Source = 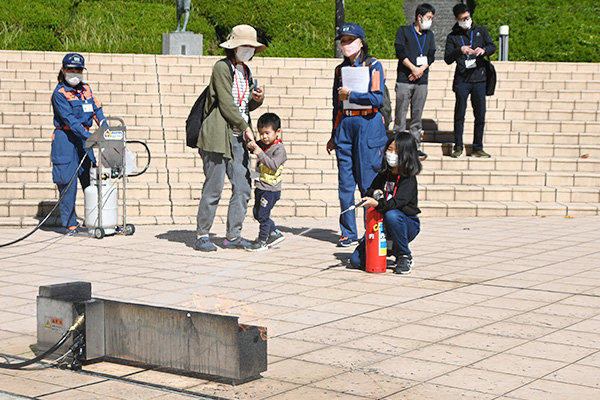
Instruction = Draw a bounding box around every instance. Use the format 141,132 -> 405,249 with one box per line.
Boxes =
350,131 -> 422,274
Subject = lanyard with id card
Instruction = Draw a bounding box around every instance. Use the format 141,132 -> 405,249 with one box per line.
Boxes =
82,101 -> 94,113
411,25 -> 428,66
461,30 -> 477,69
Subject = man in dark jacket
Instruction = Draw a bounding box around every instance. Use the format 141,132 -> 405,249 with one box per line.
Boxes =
444,3 -> 496,158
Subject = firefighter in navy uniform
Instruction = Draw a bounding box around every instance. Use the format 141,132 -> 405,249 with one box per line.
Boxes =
51,53 -> 106,234
326,23 -> 388,247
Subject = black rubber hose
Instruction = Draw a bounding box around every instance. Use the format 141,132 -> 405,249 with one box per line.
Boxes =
0,151 -> 90,248
126,140 -> 151,177
0,330 -> 71,369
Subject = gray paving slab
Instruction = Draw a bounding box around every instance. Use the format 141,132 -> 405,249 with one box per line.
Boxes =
0,216 -> 599,399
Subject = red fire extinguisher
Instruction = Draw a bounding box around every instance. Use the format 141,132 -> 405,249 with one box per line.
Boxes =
365,207 -> 387,273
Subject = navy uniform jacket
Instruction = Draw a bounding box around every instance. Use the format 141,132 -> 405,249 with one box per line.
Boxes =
51,81 -> 105,182
331,55 -> 385,136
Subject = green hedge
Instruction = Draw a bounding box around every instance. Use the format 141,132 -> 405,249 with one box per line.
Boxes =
0,0 -> 403,58
1,0 -> 599,61
475,0 -> 600,62
192,0 -> 403,58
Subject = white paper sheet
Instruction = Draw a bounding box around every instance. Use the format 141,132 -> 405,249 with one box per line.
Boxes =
341,66 -> 371,110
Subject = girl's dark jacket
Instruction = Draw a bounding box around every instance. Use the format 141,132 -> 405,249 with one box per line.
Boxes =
365,172 -> 420,216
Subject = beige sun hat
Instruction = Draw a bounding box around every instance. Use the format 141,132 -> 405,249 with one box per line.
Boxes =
219,25 -> 266,53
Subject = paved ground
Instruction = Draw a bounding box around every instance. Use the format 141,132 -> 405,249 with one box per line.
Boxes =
1,215 -> 600,399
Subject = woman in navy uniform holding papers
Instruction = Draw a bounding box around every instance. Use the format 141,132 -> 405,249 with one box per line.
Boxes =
51,53 -> 105,234
326,23 -> 388,247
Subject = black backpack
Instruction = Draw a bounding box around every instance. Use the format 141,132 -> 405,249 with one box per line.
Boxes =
380,84 -> 393,130
483,56 -> 496,96
366,57 -> 393,129
185,58 -> 250,149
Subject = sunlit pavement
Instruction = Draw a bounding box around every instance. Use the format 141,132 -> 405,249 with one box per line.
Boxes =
1,216 -> 600,399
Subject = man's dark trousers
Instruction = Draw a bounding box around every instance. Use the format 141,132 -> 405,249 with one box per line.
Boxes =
453,81 -> 486,152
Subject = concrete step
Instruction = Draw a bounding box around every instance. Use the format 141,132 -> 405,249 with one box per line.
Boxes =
4,74 -> 600,103
2,90 -> 598,115
3,124 -> 600,154
421,143 -> 600,158
1,198 -> 598,229
2,179 -> 598,205
1,98 -> 598,125
2,141 -> 599,173
6,110 -> 600,136
1,57 -> 599,83
3,68 -> 599,94
4,135 -> 597,160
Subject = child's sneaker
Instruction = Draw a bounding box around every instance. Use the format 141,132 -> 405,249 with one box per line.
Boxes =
266,229 -> 285,246
394,255 -> 413,274
247,239 -> 269,252
194,236 -> 217,252
223,236 -> 253,250
337,236 -> 358,247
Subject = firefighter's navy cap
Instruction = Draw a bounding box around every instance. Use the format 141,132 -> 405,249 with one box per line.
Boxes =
62,53 -> 86,69
336,23 -> 365,40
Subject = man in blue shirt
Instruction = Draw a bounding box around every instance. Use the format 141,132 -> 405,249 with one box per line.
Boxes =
393,3 -> 436,160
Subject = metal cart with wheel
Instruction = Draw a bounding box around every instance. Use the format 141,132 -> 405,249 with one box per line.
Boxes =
85,117 -> 135,239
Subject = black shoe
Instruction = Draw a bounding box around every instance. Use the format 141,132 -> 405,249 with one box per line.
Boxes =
266,229 -> 285,246
247,239 -> 269,252
471,149 -> 492,158
337,237 -> 359,247
394,255 -> 413,274
417,150 -> 428,161
451,148 -> 464,158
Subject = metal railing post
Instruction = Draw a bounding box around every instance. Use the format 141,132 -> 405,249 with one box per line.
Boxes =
499,25 -> 509,61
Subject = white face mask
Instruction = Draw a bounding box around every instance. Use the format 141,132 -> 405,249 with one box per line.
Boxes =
235,46 -> 255,63
341,38 -> 363,58
419,18 -> 432,31
458,18 -> 472,30
65,72 -> 83,86
385,152 -> 398,167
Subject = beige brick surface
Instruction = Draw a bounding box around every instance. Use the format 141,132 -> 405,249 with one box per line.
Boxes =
0,52 -> 599,220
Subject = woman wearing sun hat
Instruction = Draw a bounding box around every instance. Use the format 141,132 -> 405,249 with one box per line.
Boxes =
194,25 -> 266,252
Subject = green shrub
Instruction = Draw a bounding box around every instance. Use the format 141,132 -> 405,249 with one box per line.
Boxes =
1,0 -> 598,61
0,0 -> 404,57
194,0 -> 403,58
476,0 -> 600,62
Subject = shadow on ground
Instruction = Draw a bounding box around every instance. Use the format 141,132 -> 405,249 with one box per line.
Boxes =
156,230 -> 262,250
156,230 -> 197,249
277,225 -> 339,243
156,225 -> 339,250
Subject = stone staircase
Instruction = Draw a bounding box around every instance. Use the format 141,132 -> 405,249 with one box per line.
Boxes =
0,50 -> 599,226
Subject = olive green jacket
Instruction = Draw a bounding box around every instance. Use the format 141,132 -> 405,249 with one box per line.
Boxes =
197,59 -> 262,160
